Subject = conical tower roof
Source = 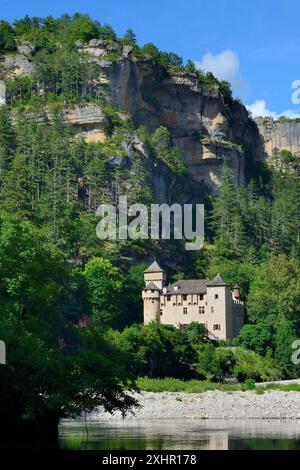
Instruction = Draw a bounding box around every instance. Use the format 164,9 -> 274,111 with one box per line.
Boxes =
208,273 -> 227,287
144,260 -> 165,273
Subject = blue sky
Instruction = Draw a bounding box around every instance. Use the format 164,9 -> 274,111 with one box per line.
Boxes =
2,0 -> 300,117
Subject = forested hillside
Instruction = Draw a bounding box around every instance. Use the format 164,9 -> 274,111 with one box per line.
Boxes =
0,14 -> 299,440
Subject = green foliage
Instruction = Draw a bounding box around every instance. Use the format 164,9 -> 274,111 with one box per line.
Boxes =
1,12 -> 300,439
63,14 -> 102,44
137,377 -> 300,393
0,215 -> 65,314
235,324 -> 273,356
232,348 -> 281,382
185,322 -> 209,344
274,319 -> 299,378
185,60 -> 197,74
151,126 -> 186,174
247,254 -> 300,327
116,323 -> 199,379
137,377 -> 242,393
207,258 -> 257,299
271,148 -> 300,173
141,42 -> 161,60
0,20 -> 16,53
242,378 -> 256,390
0,217 -> 137,433
83,257 -> 124,327
210,161 -> 300,262
11,14 -> 116,49
122,28 -> 137,45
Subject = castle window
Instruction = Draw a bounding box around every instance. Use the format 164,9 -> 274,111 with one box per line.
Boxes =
211,307 -> 214,313
183,295 -> 187,301
215,294 -> 219,299
199,294 -> 204,300
213,324 -> 221,331
160,309 -> 163,316
167,295 -> 171,301
199,306 -> 205,314
183,307 -> 188,315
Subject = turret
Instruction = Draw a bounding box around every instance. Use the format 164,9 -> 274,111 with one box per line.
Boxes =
142,260 -> 166,324
143,260 -> 166,290
142,282 -> 161,324
232,283 -> 241,300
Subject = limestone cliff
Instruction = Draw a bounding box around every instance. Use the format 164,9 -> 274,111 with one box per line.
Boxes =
0,39 -> 265,194
78,40 -> 264,191
255,117 -> 300,158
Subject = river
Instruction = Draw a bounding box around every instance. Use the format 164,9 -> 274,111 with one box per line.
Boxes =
58,419 -> 300,450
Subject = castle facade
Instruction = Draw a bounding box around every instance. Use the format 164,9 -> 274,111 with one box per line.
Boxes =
142,260 -> 244,340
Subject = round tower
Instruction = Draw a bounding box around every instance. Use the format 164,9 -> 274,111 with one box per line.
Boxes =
142,283 -> 161,324
142,260 -> 166,325
233,284 -> 241,300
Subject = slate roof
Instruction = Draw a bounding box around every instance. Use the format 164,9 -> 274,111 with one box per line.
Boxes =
208,274 -> 227,287
144,260 -> 165,273
144,282 -> 161,291
162,279 -> 209,295
162,274 -> 228,295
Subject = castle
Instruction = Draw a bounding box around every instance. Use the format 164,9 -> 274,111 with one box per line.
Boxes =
142,260 -> 244,340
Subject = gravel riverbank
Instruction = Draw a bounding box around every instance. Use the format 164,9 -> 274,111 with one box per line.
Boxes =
86,391 -> 300,420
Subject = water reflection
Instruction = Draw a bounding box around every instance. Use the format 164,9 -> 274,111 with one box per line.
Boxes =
59,419 -> 300,450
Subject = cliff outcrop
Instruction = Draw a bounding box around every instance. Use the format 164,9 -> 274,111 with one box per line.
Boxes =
0,39 -> 266,195
255,117 -> 300,158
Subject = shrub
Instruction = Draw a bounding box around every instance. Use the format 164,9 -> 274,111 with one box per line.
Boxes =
242,378 -> 256,390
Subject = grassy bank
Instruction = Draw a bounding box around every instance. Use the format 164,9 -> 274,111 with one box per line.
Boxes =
137,377 -> 300,393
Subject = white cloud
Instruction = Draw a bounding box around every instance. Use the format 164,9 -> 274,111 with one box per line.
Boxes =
196,50 -> 300,119
246,99 -> 300,119
196,50 -> 247,98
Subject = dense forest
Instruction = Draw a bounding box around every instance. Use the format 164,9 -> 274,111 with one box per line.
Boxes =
0,13 -> 300,441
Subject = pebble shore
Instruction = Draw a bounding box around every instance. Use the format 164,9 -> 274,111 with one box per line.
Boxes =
87,391 -> 300,420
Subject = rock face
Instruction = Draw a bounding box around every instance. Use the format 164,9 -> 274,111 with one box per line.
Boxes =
1,40 -> 266,193
255,117 -> 300,157
98,55 -> 264,191
0,54 -> 33,77
75,39 -> 264,191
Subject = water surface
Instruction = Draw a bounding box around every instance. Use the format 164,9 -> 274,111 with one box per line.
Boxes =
59,419 -> 300,450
